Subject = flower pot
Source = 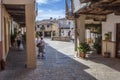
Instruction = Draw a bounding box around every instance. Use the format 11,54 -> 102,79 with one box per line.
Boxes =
80,52 -> 86,58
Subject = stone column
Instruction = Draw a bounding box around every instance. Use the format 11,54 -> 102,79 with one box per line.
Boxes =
25,3 -> 36,68
0,3 -> 2,64
1,4 -> 5,60
75,15 -> 86,57
74,18 -> 77,51
0,4 -> 6,70
74,18 -> 80,57
77,15 -> 85,43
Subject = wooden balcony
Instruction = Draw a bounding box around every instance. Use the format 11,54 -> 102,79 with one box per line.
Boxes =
80,0 -> 90,3
66,11 -> 74,20
2,0 -> 35,4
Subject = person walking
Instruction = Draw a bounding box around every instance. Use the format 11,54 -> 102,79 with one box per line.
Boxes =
36,35 -> 40,45
71,34 -> 74,43
16,33 -> 22,50
37,37 -> 45,58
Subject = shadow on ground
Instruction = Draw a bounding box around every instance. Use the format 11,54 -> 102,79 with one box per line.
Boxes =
0,44 -> 97,80
87,53 -> 120,72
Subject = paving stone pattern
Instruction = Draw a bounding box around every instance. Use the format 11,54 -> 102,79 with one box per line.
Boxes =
0,38 -> 120,80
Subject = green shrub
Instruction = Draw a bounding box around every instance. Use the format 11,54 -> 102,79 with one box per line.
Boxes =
78,42 -> 90,53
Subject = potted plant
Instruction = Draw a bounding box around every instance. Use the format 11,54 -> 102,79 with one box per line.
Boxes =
78,42 -> 90,58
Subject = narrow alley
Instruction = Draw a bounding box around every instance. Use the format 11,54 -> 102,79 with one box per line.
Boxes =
0,0 -> 120,80
0,38 -> 120,80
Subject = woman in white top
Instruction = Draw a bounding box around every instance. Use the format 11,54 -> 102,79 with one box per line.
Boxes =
38,37 -> 45,58
36,36 -> 40,45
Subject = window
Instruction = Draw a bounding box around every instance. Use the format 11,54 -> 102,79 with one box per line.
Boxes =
42,25 -> 44,28
47,25 -> 49,28
41,25 -> 45,30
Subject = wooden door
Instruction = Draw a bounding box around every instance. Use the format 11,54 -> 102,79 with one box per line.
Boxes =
116,23 -> 120,58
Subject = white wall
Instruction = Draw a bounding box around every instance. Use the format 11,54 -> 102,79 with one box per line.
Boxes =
59,19 -> 74,29
85,19 -> 100,24
73,0 -> 87,13
11,21 -> 19,35
102,13 -> 120,41
67,20 -> 74,29
61,29 -> 70,37
85,29 -> 90,39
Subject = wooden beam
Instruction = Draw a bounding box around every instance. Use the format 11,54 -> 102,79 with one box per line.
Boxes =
115,11 -> 120,15
100,0 -> 115,3
7,10 -> 25,14
79,12 -> 107,15
74,0 -> 120,18
74,14 -> 80,18
80,0 -> 90,3
2,0 -> 35,4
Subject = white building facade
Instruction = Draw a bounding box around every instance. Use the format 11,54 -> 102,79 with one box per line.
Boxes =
58,18 -> 74,37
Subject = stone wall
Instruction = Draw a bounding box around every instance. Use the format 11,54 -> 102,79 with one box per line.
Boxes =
52,37 -> 70,42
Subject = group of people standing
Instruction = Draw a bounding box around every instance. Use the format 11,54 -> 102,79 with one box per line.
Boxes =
36,36 -> 45,58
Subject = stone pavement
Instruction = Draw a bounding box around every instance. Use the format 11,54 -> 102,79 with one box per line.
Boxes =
0,38 -> 120,80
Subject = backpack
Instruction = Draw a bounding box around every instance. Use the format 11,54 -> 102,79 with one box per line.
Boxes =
36,42 -> 41,47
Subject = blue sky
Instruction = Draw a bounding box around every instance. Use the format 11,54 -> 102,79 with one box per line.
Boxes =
36,0 -> 65,20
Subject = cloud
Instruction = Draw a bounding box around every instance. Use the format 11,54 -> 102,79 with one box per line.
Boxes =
36,0 -> 60,4
36,0 -> 48,4
36,0 -> 65,20
36,9 -> 65,20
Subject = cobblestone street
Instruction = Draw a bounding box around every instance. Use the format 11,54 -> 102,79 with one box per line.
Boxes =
0,38 -> 120,80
